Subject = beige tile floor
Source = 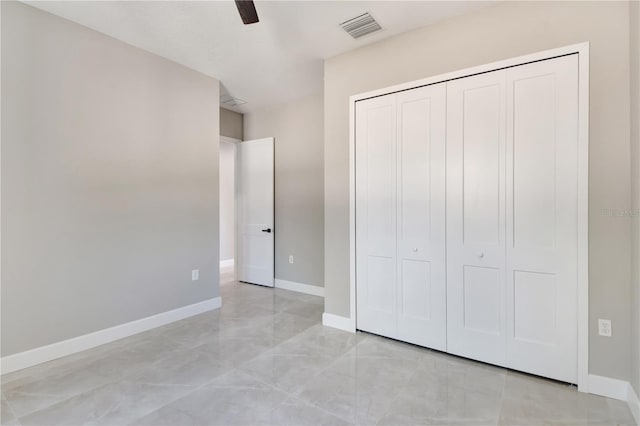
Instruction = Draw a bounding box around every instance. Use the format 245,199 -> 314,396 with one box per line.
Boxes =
1,269 -> 636,425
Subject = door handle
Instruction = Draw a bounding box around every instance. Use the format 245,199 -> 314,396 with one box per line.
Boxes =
261,228 -> 272,233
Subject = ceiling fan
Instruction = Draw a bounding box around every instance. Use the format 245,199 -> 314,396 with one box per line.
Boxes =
235,0 -> 259,25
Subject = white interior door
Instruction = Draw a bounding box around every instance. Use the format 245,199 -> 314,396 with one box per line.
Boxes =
237,137 -> 274,287
505,55 -> 579,383
446,70 -> 508,366
395,84 -> 447,351
356,94 -> 397,339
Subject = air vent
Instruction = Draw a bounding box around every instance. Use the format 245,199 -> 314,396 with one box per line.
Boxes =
340,12 -> 382,39
220,95 -> 247,107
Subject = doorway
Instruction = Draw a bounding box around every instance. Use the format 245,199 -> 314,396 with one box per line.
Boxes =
220,136 -> 239,283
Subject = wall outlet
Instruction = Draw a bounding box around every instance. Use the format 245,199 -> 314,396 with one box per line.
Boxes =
598,319 -> 612,337
289,255 -> 294,264
191,269 -> 199,281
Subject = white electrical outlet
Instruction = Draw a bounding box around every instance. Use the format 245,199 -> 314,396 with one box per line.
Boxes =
191,269 -> 199,281
598,319 -> 612,337
289,255 -> 294,264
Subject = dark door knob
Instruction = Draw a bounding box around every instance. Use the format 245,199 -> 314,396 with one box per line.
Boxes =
261,228 -> 272,233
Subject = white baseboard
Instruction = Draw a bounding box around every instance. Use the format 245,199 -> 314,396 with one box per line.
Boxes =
0,297 -> 222,375
628,383 -> 640,425
588,374 -> 631,401
220,259 -> 234,269
274,279 -> 324,297
322,312 -> 356,333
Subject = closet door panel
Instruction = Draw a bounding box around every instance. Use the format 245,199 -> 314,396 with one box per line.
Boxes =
355,94 -> 397,338
446,70 -> 507,365
506,55 -> 579,383
396,84 -> 447,350
462,266 -> 502,334
462,85 -> 503,247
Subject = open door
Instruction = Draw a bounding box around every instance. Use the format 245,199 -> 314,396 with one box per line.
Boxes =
236,137 -> 274,287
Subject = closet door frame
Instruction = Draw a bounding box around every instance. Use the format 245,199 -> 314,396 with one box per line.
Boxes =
346,42 -> 589,392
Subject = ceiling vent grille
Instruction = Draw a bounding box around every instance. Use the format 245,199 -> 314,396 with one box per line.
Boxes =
340,13 -> 382,39
220,95 -> 247,107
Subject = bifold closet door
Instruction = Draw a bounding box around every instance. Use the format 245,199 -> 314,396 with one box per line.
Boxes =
446,70 -> 507,366
356,84 -> 447,348
355,93 -> 398,339
356,54 -> 579,383
505,54 -> 579,383
447,55 -> 579,382
395,85 -> 447,350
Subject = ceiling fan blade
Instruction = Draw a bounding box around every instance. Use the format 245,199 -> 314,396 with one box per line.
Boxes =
235,0 -> 259,25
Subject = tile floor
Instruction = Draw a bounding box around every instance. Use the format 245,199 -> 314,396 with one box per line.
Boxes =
1,269 -> 636,425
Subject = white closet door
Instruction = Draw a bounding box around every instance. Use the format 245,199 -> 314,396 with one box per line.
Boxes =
505,55 -> 579,383
446,70 -> 507,366
355,94 -> 397,339
395,84 -> 447,350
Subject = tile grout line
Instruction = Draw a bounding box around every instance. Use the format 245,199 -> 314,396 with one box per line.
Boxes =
495,366 -> 509,426
11,368 -> 129,421
2,392 -> 19,424
278,336 -> 385,424
126,291 -> 325,424
224,322 -> 363,424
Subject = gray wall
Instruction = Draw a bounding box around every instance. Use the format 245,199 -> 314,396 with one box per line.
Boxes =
244,93 -> 324,287
324,1 -> 632,381
1,2 -> 220,357
220,108 -> 243,140
219,141 -> 235,262
630,0 -> 640,397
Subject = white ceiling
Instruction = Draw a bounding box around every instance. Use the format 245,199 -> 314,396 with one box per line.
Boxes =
25,1 -> 493,113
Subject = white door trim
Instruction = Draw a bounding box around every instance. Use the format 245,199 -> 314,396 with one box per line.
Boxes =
347,42 -> 589,391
